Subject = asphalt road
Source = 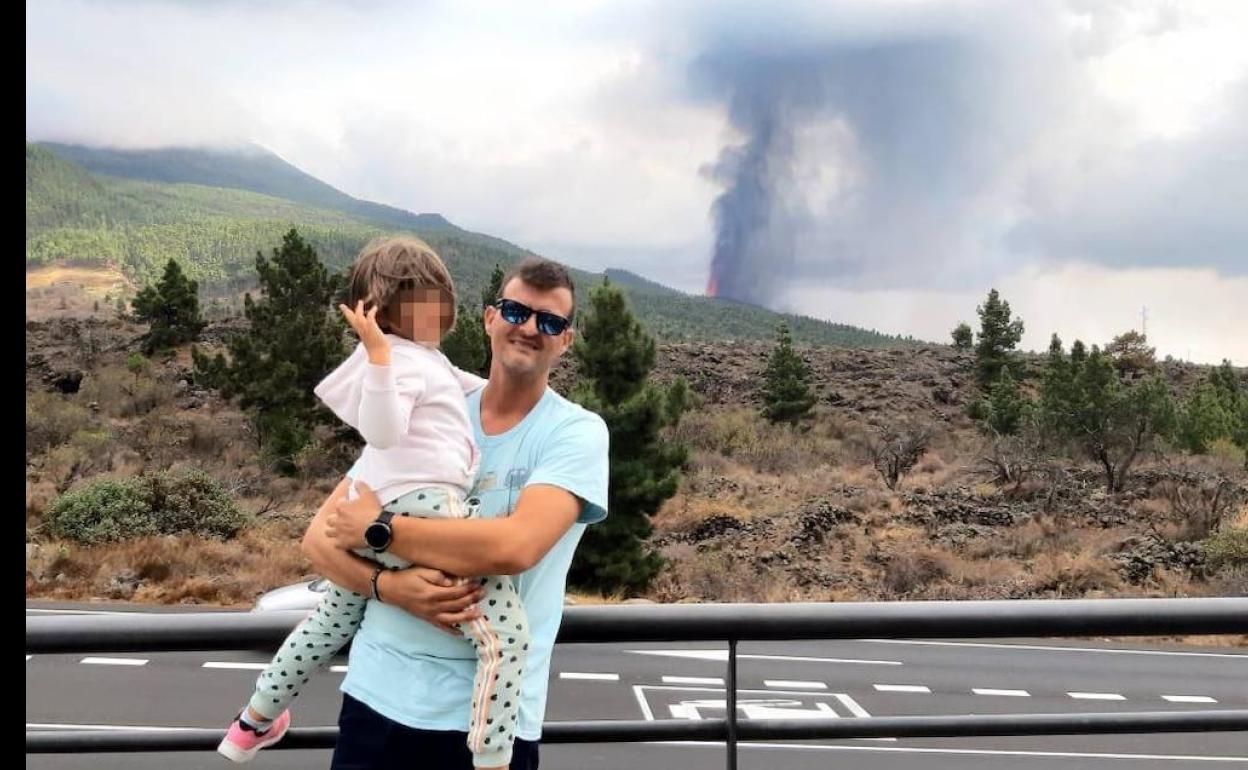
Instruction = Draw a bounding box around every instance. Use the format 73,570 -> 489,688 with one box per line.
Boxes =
26,602 -> 1248,769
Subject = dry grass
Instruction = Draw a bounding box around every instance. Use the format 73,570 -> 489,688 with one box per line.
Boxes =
25,273 -> 130,321
26,265 -> 130,292
646,543 -> 807,603
1026,547 -> 1124,598
26,391 -> 93,456
671,407 -> 858,476
967,515 -> 1095,561
653,459 -> 889,533
24,334 -> 1247,641
79,366 -> 174,419
904,450 -> 964,493
27,522 -> 310,606
564,592 -> 629,605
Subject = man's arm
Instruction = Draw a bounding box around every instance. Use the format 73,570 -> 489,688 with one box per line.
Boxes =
326,482 -> 581,577
303,479 -> 486,633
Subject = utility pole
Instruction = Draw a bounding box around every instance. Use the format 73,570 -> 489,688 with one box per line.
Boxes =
1141,306 -> 1149,339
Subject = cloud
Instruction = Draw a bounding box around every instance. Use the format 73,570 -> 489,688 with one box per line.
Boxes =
24,0 -> 1247,358
682,0 -> 1248,303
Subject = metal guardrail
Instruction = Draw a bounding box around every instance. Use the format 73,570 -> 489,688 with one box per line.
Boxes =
27,598 -> 1248,768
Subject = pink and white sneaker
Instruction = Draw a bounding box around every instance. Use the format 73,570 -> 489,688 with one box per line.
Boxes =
217,710 -> 291,763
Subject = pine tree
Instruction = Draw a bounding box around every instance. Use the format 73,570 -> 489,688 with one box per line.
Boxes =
441,301 -> 487,374
761,322 -> 816,424
567,279 -> 688,594
951,322 -> 973,350
192,229 -> 348,473
130,258 -> 206,354
480,264 -> 504,377
1105,330 -> 1156,378
1209,360 -> 1243,410
1178,382 -> 1235,454
1040,343 -> 1176,492
1039,334 -> 1076,439
983,367 -> 1028,436
125,352 -> 148,382
1179,360 -> 1245,455
974,288 -> 1024,387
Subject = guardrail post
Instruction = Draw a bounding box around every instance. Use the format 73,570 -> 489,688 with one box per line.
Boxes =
727,638 -> 738,770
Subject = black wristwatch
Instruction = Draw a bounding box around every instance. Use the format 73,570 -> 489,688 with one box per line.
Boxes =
364,510 -> 396,552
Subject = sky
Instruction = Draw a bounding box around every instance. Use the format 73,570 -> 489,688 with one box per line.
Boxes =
25,0 -> 1248,362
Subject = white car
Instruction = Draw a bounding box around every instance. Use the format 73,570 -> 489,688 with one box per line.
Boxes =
251,577 -> 330,613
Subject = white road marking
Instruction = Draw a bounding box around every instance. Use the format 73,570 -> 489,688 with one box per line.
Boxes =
560,672 -> 620,681
972,688 -> 1031,697
26,608 -> 152,616
27,723 -> 200,732
862,638 -> 1248,659
632,685 -> 656,721
653,740 -> 1248,763
330,665 -> 348,673
203,662 -> 269,670
831,693 -> 872,719
627,649 -> 902,665
763,680 -> 826,690
1163,695 -> 1218,703
1068,691 -> 1127,700
663,676 -> 724,685
873,684 -> 931,693
80,657 -> 148,666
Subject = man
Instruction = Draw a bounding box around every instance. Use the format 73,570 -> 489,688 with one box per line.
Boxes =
302,256 -> 609,769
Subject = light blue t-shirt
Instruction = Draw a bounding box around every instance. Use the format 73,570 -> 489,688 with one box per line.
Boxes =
340,385 -> 609,741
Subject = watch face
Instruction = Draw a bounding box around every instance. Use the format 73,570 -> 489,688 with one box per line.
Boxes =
365,522 -> 390,550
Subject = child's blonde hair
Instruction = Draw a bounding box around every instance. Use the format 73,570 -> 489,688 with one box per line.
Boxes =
346,236 -> 457,337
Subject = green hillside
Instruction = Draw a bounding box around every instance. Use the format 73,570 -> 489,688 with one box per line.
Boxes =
26,143 -> 909,347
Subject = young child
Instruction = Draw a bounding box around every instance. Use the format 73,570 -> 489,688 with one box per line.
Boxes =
218,236 -> 528,770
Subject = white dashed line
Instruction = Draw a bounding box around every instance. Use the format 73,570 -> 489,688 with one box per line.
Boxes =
764,680 -> 827,690
627,650 -> 902,665
330,665 -> 348,673
1068,691 -> 1126,701
1163,695 -> 1218,704
203,662 -> 269,670
972,688 -> 1031,697
80,657 -> 148,667
663,740 -> 1248,763
26,608 -> 150,616
873,684 -> 931,693
663,676 -> 724,686
560,672 -> 620,681
27,722 -> 199,732
862,638 -> 1247,659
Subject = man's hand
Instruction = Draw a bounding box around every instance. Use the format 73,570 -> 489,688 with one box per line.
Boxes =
339,301 -> 391,365
379,567 -> 485,636
325,480 -> 382,550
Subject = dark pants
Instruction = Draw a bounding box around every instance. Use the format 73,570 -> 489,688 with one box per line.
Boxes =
331,693 -> 540,770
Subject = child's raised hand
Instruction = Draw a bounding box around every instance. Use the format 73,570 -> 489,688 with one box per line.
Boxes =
339,301 -> 391,365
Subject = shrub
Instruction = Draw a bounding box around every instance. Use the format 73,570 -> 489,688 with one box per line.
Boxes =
26,391 -> 91,456
44,469 -> 247,545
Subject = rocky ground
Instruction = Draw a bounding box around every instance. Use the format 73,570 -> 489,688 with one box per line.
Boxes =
24,294 -> 1248,621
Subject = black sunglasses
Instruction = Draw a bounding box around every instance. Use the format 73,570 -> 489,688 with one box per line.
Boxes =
493,298 -> 571,336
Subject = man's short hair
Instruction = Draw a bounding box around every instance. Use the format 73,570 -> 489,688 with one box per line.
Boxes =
497,257 -> 576,320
